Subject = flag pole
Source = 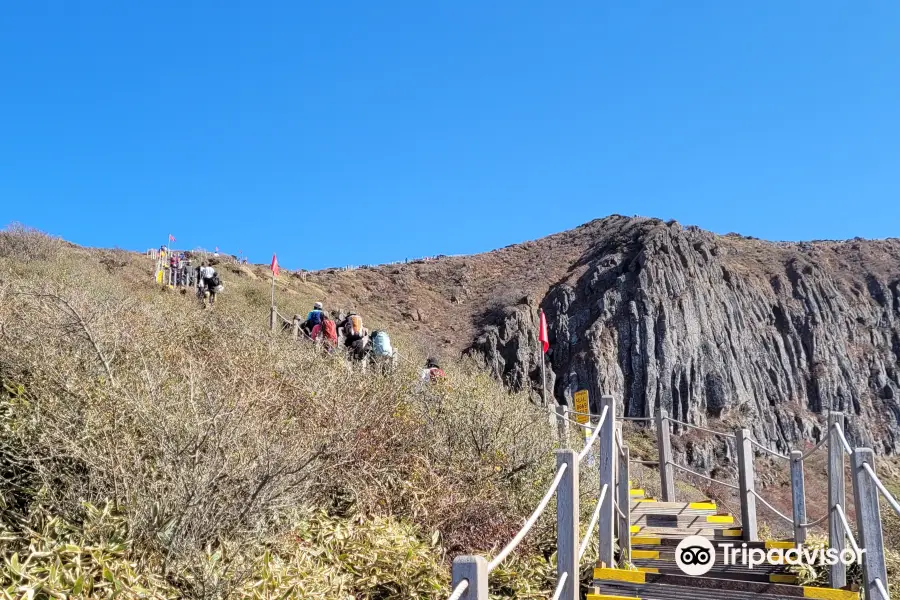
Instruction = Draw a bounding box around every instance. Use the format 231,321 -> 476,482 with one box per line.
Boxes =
541,346 -> 547,406
540,309 -> 548,407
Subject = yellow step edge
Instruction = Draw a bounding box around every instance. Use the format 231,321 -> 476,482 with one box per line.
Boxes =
721,528 -> 742,537
629,489 -> 645,496
765,540 -> 796,550
630,525 -> 640,533
593,567 -> 646,583
803,587 -> 860,600
634,499 -> 657,503
587,595 -> 640,600
636,567 -> 659,574
630,550 -> 659,560
688,502 -> 717,510
630,536 -> 661,545
770,574 -> 799,584
707,515 -> 735,524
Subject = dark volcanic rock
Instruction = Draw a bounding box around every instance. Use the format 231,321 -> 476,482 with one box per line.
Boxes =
469,216 -> 900,458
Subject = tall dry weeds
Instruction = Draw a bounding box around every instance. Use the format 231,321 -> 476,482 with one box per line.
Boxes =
0,226 -> 566,598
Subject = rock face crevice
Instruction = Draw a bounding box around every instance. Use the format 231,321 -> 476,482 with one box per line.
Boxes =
469,216 -> 900,457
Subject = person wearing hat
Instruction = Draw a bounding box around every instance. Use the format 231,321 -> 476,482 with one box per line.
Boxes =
302,302 -> 326,336
421,358 -> 445,383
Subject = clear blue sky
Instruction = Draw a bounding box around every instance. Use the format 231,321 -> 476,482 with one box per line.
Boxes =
2,2 -> 898,269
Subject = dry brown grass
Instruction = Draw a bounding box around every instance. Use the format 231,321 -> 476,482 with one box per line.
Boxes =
0,226 -> 577,598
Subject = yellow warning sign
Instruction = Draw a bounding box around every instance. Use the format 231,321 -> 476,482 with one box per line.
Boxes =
573,390 -> 589,424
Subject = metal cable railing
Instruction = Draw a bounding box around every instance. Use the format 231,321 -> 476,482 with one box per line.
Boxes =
548,405 -> 600,431
550,572 -> 568,600
615,428 -> 626,458
666,417 -> 737,440
578,405 -> 609,462
834,504 -> 862,556
619,416 -> 653,421
862,462 -> 900,518
799,434 -> 830,461
667,461 -> 739,490
579,484 -> 608,561
486,463 -> 568,572
447,580 -> 468,600
874,578 -> 890,600
799,512 -> 829,529
750,489 -> 794,525
833,424 -> 853,455
665,415 -> 736,439
749,438 -> 790,460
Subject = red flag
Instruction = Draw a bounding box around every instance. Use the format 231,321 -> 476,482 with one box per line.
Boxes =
539,309 -> 549,353
168,234 -> 175,242
270,253 -> 279,277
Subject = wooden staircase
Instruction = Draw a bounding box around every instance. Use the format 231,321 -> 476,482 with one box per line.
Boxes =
588,491 -> 858,600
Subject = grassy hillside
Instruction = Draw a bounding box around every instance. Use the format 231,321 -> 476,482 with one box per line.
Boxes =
2,225 -> 898,598
0,226 -> 605,599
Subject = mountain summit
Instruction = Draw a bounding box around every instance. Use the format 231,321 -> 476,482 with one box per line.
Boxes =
307,215 -> 900,456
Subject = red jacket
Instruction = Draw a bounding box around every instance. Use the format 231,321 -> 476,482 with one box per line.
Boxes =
312,320 -> 338,344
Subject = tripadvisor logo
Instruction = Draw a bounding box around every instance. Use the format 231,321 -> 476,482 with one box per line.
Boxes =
721,542 -> 865,569
676,536 -> 716,576
675,536 -> 865,576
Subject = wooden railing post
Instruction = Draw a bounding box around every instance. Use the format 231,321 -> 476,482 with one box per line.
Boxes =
656,409 -> 674,502
736,428 -> 758,541
617,444 -> 631,564
613,422 -> 622,540
851,448 -> 888,600
597,394 -> 615,568
292,315 -> 301,340
828,412 -> 846,589
451,556 -> 488,600
555,405 -> 570,445
556,449 -> 579,600
269,305 -> 277,332
791,450 -> 808,544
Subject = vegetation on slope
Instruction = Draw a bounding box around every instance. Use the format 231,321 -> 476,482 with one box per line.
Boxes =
0,226 -> 606,599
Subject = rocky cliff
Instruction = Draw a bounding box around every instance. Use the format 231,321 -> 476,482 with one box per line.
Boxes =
468,216 -> 900,457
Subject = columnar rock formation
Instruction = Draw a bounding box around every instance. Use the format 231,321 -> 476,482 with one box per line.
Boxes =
468,216 -> 900,456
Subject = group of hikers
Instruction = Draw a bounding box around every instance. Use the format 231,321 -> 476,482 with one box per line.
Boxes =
156,247 -> 222,308
155,250 -> 446,379
295,302 -> 446,382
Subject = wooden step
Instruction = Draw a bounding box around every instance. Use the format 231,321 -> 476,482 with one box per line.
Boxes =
590,569 -> 858,600
589,581 -> 856,600
628,548 -> 792,568
630,525 -> 743,538
631,514 -> 736,527
628,559 -> 796,583
630,501 -> 718,513
630,537 -> 795,550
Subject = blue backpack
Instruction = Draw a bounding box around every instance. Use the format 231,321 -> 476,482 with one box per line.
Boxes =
372,331 -> 393,357
307,309 -> 324,327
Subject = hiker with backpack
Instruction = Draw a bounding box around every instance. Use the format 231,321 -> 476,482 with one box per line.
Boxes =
302,302 -> 326,336
338,312 -> 367,348
311,313 -> 339,351
421,358 -> 445,383
369,330 -> 395,374
197,262 -> 221,307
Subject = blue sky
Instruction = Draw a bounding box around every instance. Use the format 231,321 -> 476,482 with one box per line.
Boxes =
2,2 -> 898,269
